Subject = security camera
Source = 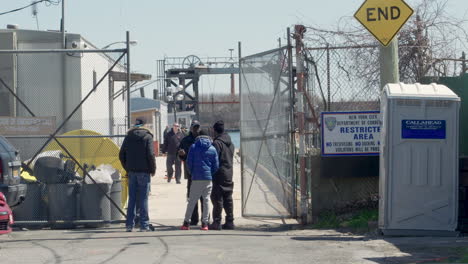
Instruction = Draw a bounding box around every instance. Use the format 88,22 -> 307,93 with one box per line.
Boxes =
71,41 -> 78,49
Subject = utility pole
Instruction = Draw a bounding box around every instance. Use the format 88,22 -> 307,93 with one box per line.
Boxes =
61,0 -> 65,48
379,38 -> 400,88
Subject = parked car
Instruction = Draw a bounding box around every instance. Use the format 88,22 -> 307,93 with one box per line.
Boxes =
0,192 -> 13,234
0,136 -> 26,206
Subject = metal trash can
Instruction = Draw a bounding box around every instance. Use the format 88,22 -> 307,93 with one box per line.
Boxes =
110,180 -> 122,221
80,183 -> 111,227
48,183 -> 80,228
13,183 -> 47,222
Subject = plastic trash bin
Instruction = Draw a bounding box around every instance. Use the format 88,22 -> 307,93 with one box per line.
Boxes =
13,183 -> 47,222
80,183 -> 111,227
48,182 -> 80,228
110,180 -> 122,221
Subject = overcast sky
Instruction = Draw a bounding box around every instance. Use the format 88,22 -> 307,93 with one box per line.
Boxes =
1,0 -> 467,94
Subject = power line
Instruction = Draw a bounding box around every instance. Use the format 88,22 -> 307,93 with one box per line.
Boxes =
0,0 -> 59,16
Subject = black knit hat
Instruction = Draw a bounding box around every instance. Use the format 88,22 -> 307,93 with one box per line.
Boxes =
134,118 -> 145,127
190,120 -> 200,128
199,128 -> 209,136
213,120 -> 224,134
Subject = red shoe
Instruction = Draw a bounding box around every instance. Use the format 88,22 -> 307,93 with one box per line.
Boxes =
181,222 -> 190,230
201,223 -> 209,231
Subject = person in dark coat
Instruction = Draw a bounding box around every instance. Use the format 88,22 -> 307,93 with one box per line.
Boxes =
119,118 -> 156,232
210,120 -> 235,230
178,120 -> 203,225
162,123 -> 184,183
181,129 -> 219,230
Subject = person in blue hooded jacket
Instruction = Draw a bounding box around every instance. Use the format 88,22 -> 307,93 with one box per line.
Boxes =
181,129 -> 219,230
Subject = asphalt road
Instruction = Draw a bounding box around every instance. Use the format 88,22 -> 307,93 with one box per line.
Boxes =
2,225 -> 468,264
3,157 -> 468,263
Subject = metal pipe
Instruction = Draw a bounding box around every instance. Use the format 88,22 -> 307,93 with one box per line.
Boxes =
238,41 -> 245,217
126,31 -> 131,129
62,0 -> 65,49
241,47 -> 286,60
0,49 -> 126,54
326,45 -> 331,111
6,135 -> 125,139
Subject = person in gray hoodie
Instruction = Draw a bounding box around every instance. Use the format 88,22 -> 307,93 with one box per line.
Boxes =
181,129 -> 219,230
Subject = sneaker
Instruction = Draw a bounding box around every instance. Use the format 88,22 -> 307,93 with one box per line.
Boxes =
126,226 -> 133,232
222,222 -> 235,230
176,181 -> 181,184
167,177 -> 172,183
180,221 -> 190,230
139,227 -> 151,232
201,223 -> 209,231
209,222 -> 221,230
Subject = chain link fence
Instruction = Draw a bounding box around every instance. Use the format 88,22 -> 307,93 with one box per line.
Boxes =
0,43 -> 131,227
240,46 -> 296,218
302,44 -> 468,217
303,45 -> 381,215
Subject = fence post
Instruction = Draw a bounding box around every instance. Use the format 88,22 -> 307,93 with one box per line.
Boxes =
126,31 -> 131,129
287,28 -> 298,219
238,41 -> 245,216
294,24 -> 308,224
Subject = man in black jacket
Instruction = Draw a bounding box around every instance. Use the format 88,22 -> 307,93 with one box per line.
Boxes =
210,120 -> 235,230
178,120 -> 203,225
119,118 -> 156,232
162,123 -> 184,183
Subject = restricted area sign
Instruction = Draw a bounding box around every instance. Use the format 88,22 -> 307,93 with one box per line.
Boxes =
354,0 -> 414,46
321,111 -> 381,156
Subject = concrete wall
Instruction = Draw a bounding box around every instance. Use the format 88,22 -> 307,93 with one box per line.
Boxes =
309,155 -> 379,221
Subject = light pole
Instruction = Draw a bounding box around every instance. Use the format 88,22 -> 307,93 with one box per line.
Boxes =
102,40 -> 138,49
166,85 -> 184,124
103,36 -> 138,129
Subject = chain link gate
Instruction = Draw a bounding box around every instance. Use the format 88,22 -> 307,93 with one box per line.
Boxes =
0,34 -> 133,227
239,40 -> 297,218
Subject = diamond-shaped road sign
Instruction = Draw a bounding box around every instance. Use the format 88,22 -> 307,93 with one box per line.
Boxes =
354,0 -> 414,46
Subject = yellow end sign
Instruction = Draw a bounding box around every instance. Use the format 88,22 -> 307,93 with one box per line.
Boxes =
354,0 -> 414,46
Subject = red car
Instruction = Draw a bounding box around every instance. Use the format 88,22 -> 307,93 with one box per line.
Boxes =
0,192 -> 13,234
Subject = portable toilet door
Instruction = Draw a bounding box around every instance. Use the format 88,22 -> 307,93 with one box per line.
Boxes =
379,83 -> 460,236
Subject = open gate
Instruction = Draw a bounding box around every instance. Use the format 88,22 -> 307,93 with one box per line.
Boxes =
239,40 -> 296,218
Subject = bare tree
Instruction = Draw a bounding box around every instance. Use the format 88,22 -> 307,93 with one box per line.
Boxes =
304,0 -> 468,83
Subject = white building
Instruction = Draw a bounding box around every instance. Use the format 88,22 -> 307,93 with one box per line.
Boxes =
0,28 -> 149,158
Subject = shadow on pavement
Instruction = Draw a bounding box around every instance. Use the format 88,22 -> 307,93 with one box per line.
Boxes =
291,229 -> 468,264
290,235 -> 371,242
364,244 -> 468,264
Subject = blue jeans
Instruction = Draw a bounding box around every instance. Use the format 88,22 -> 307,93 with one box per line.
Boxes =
126,172 -> 150,229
